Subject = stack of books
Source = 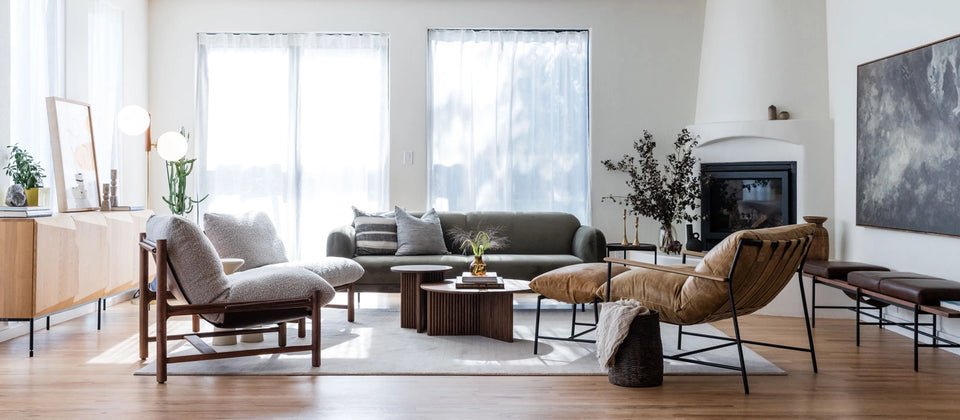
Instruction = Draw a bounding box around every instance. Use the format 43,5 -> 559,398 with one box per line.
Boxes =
0,206 -> 53,218
455,272 -> 505,289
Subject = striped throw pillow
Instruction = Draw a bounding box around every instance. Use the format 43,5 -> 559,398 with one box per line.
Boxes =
352,207 -> 398,255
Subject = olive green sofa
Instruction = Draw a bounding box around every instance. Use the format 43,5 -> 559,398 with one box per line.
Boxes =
326,211 -> 607,292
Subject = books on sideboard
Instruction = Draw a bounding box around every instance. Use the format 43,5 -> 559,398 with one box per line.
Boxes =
0,206 -> 53,218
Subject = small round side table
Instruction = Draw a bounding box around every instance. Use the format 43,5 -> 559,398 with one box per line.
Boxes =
391,265 -> 453,332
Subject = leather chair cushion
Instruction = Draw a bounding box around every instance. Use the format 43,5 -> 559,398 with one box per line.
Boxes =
598,265 -> 727,325
879,278 -> 960,305
803,260 -> 890,280
847,271 -> 935,292
530,263 -> 630,304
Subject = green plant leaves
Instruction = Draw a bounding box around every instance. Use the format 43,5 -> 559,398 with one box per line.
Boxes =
3,144 -> 45,189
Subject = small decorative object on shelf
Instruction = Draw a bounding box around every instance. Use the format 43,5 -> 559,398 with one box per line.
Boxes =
633,216 -> 640,246
803,216 -> 829,260
768,105 -> 778,120
5,185 -> 26,207
454,229 -> 506,277
685,223 -> 703,252
778,110 -> 790,120
101,183 -> 112,211
621,209 -> 629,245
602,129 -> 702,255
109,169 -> 119,207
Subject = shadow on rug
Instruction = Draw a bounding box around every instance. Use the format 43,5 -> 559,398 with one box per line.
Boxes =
135,308 -> 785,376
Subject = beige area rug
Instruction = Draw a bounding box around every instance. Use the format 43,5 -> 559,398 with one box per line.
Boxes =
135,308 -> 785,376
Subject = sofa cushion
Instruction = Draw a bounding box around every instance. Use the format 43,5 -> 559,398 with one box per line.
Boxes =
465,212 -> 581,255
530,263 -> 630,304
353,207 -> 398,256
278,257 -> 365,287
203,211 -> 289,271
395,207 -> 449,256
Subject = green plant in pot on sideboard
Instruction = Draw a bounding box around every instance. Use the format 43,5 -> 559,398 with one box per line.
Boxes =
454,229 -> 506,276
3,144 -> 47,207
601,128 -> 702,254
158,127 -> 208,216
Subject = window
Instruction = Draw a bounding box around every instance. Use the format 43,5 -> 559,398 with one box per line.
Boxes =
9,0 -> 63,188
197,33 -> 389,258
428,29 -> 590,222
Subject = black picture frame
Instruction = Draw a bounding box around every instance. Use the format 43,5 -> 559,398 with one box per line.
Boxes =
857,33 -> 960,237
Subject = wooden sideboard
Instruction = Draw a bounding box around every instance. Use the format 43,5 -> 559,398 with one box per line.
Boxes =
0,210 -> 154,356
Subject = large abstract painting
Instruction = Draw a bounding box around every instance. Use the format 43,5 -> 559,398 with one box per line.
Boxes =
46,97 -> 101,213
857,34 -> 960,236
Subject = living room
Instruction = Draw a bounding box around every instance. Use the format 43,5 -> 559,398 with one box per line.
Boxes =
2,0 -> 960,417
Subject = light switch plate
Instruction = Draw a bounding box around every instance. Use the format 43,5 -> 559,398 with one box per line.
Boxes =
403,151 -> 414,165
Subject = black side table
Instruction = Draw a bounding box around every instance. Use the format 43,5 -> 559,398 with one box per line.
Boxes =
606,242 -> 657,264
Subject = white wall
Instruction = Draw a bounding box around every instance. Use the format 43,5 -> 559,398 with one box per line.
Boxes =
0,2 -> 10,189
826,0 -> 960,330
146,0 -> 707,240
696,0 -> 829,123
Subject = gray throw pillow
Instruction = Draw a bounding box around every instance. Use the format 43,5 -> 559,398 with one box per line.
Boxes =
352,206 -> 398,255
395,206 -> 449,255
203,212 -> 289,271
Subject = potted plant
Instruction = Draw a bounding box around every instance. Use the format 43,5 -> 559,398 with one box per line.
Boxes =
4,144 -> 47,207
162,128 -> 208,216
601,129 -> 702,254
454,229 -> 506,276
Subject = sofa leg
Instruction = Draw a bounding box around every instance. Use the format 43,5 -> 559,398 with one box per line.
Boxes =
298,318 -> 306,338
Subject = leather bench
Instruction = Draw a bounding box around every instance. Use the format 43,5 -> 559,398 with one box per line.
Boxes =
845,271 -> 960,370
803,260 -> 890,327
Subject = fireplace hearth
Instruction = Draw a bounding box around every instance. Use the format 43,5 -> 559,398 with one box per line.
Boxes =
700,161 -> 797,250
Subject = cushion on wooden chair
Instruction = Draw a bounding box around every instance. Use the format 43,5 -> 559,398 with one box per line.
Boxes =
530,263 -> 630,304
203,212 -> 289,271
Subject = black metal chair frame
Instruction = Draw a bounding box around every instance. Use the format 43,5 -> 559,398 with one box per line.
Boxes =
533,296 -> 600,354
604,237 -> 818,394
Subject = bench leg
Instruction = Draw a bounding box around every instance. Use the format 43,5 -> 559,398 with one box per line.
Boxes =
914,306 -> 920,372
855,288 -> 862,347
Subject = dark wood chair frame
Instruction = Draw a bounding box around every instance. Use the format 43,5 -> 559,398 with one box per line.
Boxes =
138,234 -> 323,383
603,237 -> 818,394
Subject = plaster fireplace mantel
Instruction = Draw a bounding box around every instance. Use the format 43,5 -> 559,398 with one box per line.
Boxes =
687,119 -> 833,148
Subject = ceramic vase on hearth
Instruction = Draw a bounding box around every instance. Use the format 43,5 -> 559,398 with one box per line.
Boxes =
685,223 -> 703,252
802,216 -> 829,261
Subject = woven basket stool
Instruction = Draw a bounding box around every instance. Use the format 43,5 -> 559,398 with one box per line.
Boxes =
608,309 -> 663,387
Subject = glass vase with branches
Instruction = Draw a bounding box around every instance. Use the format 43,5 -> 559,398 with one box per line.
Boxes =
601,128 -> 702,253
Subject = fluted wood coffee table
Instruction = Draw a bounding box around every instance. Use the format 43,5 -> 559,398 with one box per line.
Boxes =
391,265 -> 453,332
419,279 -> 531,342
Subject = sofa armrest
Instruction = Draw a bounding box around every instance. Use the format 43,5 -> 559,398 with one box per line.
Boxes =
572,225 -> 606,262
326,225 -> 356,258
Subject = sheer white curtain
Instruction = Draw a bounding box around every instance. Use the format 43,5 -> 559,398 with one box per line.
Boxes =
428,29 -> 590,222
88,0 -> 124,178
9,0 -> 64,197
197,33 -> 389,258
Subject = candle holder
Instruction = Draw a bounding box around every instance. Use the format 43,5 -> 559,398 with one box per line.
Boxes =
632,217 -> 640,246
621,209 -> 629,245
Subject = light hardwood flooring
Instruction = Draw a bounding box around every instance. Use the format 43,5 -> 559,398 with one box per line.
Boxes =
2,295 -> 960,419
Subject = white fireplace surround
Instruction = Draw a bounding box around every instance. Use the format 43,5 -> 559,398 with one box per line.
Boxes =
686,118 -> 836,317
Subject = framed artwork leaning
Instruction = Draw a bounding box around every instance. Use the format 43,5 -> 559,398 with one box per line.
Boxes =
857,33 -> 960,237
46,97 -> 101,212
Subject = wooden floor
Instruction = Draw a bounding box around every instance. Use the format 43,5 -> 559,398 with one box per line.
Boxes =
2,297 -> 960,419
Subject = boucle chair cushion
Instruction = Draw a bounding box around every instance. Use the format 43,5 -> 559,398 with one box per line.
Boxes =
278,257 -> 365,287
203,212 -> 289,271
146,215 -> 230,305
530,263 -> 631,304
395,207 -> 449,256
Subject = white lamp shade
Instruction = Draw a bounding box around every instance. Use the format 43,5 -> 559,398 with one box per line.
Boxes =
117,105 -> 151,135
156,131 -> 188,161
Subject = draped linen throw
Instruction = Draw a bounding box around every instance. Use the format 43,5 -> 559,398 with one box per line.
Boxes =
597,299 -> 650,369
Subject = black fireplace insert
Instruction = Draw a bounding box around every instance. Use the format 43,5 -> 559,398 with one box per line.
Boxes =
700,161 -> 797,250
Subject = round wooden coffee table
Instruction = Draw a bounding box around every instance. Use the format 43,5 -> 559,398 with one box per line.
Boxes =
390,265 -> 453,331
419,279 -> 531,342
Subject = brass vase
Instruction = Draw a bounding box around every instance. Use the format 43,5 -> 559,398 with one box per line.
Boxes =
470,255 -> 487,276
803,216 -> 829,261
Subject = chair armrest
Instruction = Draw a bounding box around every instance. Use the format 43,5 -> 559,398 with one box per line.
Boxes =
681,249 -> 707,264
326,225 -> 356,258
572,225 -> 606,262
603,257 -> 727,282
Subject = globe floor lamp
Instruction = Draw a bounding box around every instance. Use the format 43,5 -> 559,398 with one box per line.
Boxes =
116,106 -> 188,208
